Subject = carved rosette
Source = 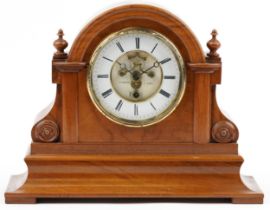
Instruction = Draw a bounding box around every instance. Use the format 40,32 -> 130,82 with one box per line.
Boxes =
32,120 -> 60,143
211,121 -> 238,143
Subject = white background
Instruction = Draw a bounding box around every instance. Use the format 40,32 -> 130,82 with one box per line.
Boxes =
0,0 -> 269,209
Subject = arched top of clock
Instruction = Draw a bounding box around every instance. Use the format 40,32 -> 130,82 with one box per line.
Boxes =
67,4 -> 205,63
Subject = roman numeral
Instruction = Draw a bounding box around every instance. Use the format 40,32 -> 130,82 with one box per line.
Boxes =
150,102 -> 156,110
134,104 -> 138,116
116,41 -> 124,52
164,75 -> 175,79
102,56 -> 113,62
115,100 -> 123,111
102,89 -> 112,98
160,58 -> 171,64
151,43 -> 158,53
159,89 -> 170,98
135,37 -> 140,49
97,74 -> 109,78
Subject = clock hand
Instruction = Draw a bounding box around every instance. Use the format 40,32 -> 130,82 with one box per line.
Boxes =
117,62 -> 133,76
140,61 -> 160,74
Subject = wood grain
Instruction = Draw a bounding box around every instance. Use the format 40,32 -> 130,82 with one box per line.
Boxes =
5,155 -> 263,204
5,4 -> 263,204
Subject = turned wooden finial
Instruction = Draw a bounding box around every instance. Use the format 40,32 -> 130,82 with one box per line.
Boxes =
53,29 -> 68,61
206,29 -> 221,63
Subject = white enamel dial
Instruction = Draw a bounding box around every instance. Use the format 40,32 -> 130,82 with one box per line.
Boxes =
87,28 -> 186,127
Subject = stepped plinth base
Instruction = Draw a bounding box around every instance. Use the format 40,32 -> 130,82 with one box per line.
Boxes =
5,154 -> 264,204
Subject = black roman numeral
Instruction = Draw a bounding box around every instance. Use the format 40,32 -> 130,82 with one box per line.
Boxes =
116,41 -> 124,52
102,89 -> 112,98
160,58 -> 171,64
164,75 -> 175,79
150,102 -> 156,110
134,104 -> 138,116
151,43 -> 158,53
159,89 -> 170,98
102,56 -> 113,62
135,37 -> 140,49
97,74 -> 109,78
115,100 -> 123,111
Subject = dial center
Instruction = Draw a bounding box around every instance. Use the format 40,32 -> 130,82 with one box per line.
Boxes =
110,50 -> 163,102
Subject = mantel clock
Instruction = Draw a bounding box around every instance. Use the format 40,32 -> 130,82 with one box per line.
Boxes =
5,4 -> 264,204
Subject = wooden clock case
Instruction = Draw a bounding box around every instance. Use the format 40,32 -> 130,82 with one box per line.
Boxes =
5,4 -> 263,204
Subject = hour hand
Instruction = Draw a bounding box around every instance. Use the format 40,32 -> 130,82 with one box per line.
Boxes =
117,62 -> 132,76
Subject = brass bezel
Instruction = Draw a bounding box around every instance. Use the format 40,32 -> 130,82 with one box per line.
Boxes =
87,27 -> 186,127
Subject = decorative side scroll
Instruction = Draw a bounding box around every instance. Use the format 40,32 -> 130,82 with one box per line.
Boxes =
211,121 -> 239,143
32,119 -> 60,143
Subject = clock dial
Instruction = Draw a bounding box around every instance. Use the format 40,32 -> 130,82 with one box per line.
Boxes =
87,28 -> 186,127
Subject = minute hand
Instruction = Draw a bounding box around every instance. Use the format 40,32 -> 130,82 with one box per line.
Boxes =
140,61 -> 160,74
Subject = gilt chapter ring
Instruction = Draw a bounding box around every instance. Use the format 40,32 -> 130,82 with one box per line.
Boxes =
211,121 -> 239,143
34,120 -> 59,143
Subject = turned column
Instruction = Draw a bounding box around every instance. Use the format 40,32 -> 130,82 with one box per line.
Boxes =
190,29 -> 221,144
